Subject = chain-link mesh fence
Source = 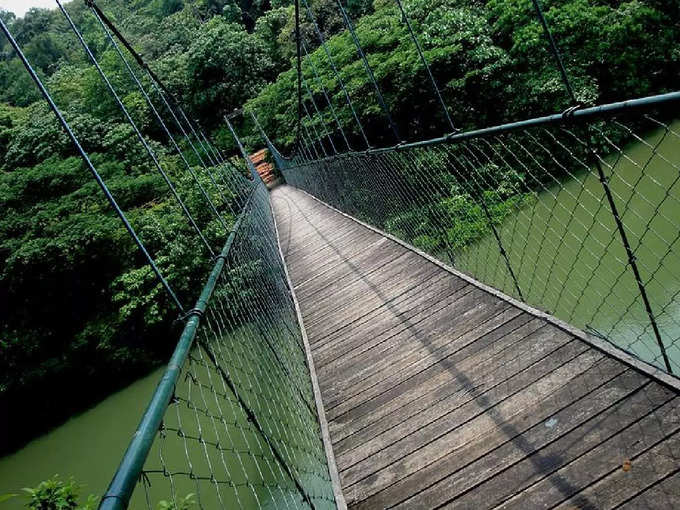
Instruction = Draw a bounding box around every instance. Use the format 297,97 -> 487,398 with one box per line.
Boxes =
280,103 -> 680,376
109,181 -> 337,510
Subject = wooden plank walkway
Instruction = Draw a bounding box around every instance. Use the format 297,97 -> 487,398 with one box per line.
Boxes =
271,184 -> 680,510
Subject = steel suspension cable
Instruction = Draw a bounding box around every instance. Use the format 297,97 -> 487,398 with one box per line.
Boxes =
301,0 -> 370,149
302,100 -> 329,157
0,14 -> 183,312
85,1 -> 238,221
393,0 -> 456,132
530,0 -> 576,104
530,0 -> 672,372
66,2 -> 238,236
173,105 -> 240,207
293,0 -> 304,155
61,2 -> 223,240
89,6 -> 215,255
301,72 -> 338,154
145,77 -> 232,227
335,0 -> 401,143
224,116 -> 259,181
249,109 -> 291,167
197,127 -> 250,187
301,36 -> 351,151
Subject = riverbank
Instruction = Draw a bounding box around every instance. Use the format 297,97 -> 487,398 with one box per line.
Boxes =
0,367 -> 163,510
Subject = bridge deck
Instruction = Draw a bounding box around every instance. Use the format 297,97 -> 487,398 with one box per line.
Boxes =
271,184 -> 680,510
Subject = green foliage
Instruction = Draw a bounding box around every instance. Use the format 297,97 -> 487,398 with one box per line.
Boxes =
254,7 -> 293,72
157,493 -> 195,510
248,0 -> 679,148
0,0 -> 676,458
22,476 -> 96,510
153,0 -> 185,18
185,18 -> 274,122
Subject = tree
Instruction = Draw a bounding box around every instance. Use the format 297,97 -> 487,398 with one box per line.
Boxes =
254,6 -> 292,72
185,17 -> 273,124
154,0 -> 185,17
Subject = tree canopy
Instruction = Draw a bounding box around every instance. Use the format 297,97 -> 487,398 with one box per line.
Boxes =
0,0 -> 677,453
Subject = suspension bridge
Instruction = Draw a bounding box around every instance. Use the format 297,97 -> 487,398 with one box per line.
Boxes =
2,0 -> 680,509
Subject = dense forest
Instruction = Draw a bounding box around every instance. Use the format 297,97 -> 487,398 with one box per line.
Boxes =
0,0 -> 678,453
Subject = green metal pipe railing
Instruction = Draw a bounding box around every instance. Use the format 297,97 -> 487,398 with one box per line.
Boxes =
98,183 -> 258,510
281,90 -> 680,166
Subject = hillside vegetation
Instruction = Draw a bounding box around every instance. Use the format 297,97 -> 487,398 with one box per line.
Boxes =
0,0 -> 677,451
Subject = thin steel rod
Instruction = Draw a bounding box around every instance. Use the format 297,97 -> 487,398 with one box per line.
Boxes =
530,0 -> 576,103
146,76 -> 231,230
0,12 -> 183,312
282,91 -> 680,163
335,0 -> 401,143
90,6 -> 214,255
591,151 -> 672,372
98,187 -> 258,510
86,1 -> 232,226
301,72 -> 338,154
224,116 -> 260,181
530,1 -> 671,372
302,0 -> 369,148
301,37 -> 351,151
393,0 -> 455,131
294,0 -> 304,153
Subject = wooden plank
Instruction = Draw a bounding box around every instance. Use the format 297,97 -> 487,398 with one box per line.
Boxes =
352,356 -> 635,509
291,237 -> 389,289
334,316 -> 542,454
331,314 -> 539,452
314,280 -> 473,375
327,322 -> 569,428
399,373 -> 675,509
324,300 -> 517,397
339,341 -> 598,501
296,255 -> 417,320
293,242 -> 408,302
310,271 -> 453,356
285,230 -> 384,276
618,469 -> 680,509
296,251 -> 430,317
302,261 -> 444,337
322,300 -> 518,416
496,395 -> 680,510
270,185 -> 680,510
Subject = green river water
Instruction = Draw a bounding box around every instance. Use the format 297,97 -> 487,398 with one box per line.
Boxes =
456,119 -> 680,371
0,120 -> 678,508
0,368 -> 162,508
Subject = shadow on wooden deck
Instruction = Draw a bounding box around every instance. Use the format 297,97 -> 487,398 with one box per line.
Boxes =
272,184 -> 680,510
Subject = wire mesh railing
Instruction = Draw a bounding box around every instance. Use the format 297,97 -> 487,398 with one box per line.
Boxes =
101,179 -> 337,510
278,93 -> 680,377
1,3 -> 337,508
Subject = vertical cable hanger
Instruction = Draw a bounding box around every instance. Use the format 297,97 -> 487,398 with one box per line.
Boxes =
302,100 -> 329,157
301,71 -> 338,154
85,1 -> 238,223
301,36 -> 351,151
89,6 -> 215,255
393,0 -> 456,133
0,13 -> 183,312
530,0 -> 672,373
224,114 -> 260,181
530,0 -> 577,104
84,1 -> 232,230
293,0 -> 304,155
335,0 -> 401,143
302,0 -> 370,149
